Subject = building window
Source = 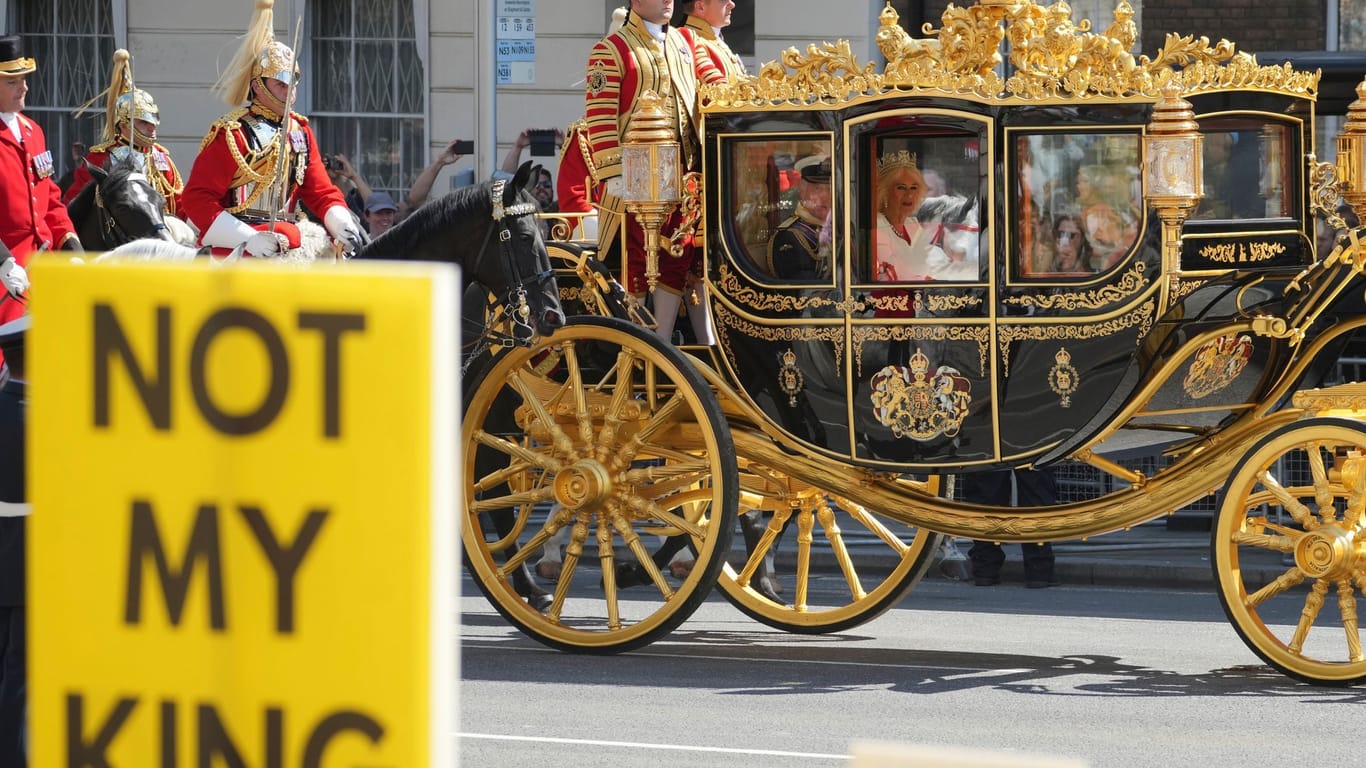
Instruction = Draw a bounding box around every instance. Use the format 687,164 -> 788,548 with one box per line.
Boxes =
310,0 -> 425,205
10,0 -> 115,179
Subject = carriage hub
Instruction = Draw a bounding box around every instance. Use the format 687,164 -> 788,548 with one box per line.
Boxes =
554,460 -> 613,510
1294,525 -> 1359,580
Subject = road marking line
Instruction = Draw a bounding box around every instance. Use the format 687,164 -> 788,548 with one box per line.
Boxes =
460,733 -> 849,760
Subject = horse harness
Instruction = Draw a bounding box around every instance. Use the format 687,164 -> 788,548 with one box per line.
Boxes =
94,174 -> 167,246
464,178 -> 555,373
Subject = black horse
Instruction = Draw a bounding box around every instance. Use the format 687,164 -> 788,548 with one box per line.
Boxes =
66,154 -> 179,250
358,161 -> 566,610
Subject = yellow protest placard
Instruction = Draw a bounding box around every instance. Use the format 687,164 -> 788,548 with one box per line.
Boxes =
28,258 -> 457,766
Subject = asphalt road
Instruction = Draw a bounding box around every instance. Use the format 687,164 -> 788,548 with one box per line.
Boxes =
459,575 -> 1365,767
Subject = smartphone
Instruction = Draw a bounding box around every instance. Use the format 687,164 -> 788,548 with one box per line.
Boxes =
452,139 -> 474,155
528,129 -> 557,157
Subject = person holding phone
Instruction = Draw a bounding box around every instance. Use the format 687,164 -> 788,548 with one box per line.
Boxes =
404,138 -> 468,213
500,128 -> 561,212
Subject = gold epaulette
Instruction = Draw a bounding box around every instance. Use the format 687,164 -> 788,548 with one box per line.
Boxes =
199,107 -> 250,152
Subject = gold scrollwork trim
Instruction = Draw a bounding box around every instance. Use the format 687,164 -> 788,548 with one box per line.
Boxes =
701,1 -> 1317,109
927,293 -> 984,311
1196,240 -> 1287,264
1004,263 -> 1148,310
714,302 -> 845,371
852,324 -> 990,378
718,263 -> 845,313
998,300 -> 1155,375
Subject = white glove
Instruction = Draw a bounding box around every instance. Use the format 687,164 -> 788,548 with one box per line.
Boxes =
324,205 -> 370,254
0,257 -> 28,298
604,177 -> 625,199
244,231 -> 287,258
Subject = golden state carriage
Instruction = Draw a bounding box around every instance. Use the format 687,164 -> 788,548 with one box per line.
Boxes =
463,0 -> 1366,685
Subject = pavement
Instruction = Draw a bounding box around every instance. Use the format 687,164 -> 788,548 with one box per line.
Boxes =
759,518 -> 1291,592
928,522 -> 1270,591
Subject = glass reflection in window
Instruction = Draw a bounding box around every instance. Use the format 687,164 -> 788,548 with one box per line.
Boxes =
1016,132 -> 1142,277
727,137 -> 834,281
1192,119 -> 1292,221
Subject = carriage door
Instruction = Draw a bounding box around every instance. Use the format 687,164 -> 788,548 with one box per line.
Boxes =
844,111 -> 996,470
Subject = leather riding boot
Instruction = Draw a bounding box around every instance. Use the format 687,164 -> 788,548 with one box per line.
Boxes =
510,560 -> 553,612
740,511 -> 784,603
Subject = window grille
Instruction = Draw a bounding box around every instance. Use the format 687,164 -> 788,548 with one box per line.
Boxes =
10,0 -> 115,181
310,0 -> 425,207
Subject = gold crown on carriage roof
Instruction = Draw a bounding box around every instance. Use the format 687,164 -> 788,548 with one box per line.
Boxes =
877,149 -> 918,176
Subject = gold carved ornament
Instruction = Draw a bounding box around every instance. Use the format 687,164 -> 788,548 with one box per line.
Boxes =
778,348 -> 805,406
1003,262 -> 1148,310
718,263 -> 849,313
713,302 -> 845,371
701,1 -> 1318,108
1048,346 -> 1080,407
997,299 -> 1155,374
852,324 -> 991,377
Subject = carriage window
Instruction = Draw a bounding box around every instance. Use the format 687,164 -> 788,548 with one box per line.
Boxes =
1015,132 -> 1142,277
858,131 -> 982,283
726,136 -> 834,282
1192,118 -> 1293,221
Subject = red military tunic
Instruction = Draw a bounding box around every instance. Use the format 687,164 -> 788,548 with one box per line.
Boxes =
683,15 -> 747,80
63,141 -> 185,217
181,106 -> 345,248
584,13 -> 722,294
556,120 -> 595,229
0,113 -> 76,323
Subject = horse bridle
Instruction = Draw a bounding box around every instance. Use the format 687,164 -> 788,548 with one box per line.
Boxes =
467,178 -> 556,358
94,176 -> 167,246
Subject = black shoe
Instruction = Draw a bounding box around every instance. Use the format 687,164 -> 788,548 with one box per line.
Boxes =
602,561 -> 652,590
973,576 -> 1001,587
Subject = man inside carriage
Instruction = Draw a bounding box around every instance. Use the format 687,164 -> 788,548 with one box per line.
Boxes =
181,0 -> 367,259
64,50 -> 184,221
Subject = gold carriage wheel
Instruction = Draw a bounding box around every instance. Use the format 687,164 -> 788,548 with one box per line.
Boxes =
1213,418 -> 1366,686
463,316 -> 737,653
715,466 -> 940,634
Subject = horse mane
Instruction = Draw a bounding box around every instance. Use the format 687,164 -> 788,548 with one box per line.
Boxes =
362,182 -> 493,260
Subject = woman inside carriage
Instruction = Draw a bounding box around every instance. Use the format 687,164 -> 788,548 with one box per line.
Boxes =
873,150 -> 948,282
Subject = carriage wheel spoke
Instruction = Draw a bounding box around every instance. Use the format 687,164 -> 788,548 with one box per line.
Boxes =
560,343 -> 597,449
621,459 -> 713,493
1246,566 -> 1308,608
473,430 -> 564,474
1346,459 -> 1366,530
839,498 -> 912,557
793,510 -> 815,611
1306,441 -> 1335,525
611,513 -> 674,597
1289,580 -> 1331,654
597,517 -> 623,631
1336,580 -> 1364,662
1231,529 -> 1298,553
817,503 -> 866,601
1259,469 -> 1318,530
508,370 -> 579,459
736,508 -> 790,589
547,516 -> 593,622
469,486 -> 555,516
619,496 -> 707,540
472,459 -> 538,496
594,349 -> 640,464
606,396 -> 690,475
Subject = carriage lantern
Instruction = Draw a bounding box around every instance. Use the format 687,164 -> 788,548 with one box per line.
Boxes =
620,90 -> 682,294
1337,77 -> 1366,222
1144,80 -> 1205,279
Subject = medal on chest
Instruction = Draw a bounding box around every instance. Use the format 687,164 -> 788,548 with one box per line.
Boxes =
32,149 -> 53,179
151,148 -> 171,172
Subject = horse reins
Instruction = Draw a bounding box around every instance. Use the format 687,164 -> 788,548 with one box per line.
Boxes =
94,177 -> 167,246
463,178 -> 555,370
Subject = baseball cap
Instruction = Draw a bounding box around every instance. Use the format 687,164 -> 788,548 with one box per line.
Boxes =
365,191 -> 399,213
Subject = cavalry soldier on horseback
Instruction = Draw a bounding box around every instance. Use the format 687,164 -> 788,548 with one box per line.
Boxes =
182,0 -> 367,259
0,34 -> 77,326
64,50 -> 184,218
585,0 -> 723,342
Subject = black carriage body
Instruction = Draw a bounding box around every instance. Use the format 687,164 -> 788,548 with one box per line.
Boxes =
700,86 -> 1328,473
